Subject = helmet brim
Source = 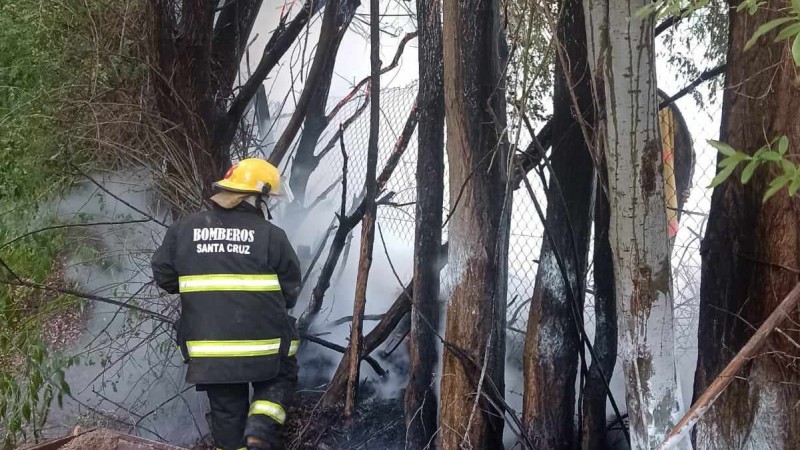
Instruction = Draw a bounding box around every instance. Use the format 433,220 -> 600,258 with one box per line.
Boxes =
213,179 -> 262,194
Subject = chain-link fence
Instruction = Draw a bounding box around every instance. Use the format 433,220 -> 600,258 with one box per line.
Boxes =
293,73 -> 722,351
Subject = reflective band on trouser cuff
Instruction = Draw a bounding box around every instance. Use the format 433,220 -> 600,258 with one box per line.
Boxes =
216,448 -> 245,450
288,340 -> 299,356
186,339 -> 281,358
179,274 -> 281,293
249,400 -> 287,425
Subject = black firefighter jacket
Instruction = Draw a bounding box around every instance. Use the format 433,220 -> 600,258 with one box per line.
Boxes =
151,202 -> 302,385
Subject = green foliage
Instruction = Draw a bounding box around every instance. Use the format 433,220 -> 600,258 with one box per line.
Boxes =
709,137 -> 800,203
742,0 -> 800,66
0,0 -> 113,446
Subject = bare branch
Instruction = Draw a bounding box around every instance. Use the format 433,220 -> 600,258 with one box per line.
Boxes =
0,278 -> 173,323
325,31 -> 418,123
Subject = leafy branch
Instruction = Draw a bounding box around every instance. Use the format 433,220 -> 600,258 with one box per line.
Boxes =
741,0 -> 800,65
708,136 -> 799,202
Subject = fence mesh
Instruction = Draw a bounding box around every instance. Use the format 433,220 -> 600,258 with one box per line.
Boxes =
295,73 -> 722,348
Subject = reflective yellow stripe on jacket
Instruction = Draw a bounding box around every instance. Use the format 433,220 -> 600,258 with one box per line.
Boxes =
178,274 -> 281,293
288,340 -> 299,357
186,339 -> 281,358
249,400 -> 287,424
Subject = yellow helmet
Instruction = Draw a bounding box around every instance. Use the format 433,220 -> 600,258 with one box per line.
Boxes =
214,158 -> 290,198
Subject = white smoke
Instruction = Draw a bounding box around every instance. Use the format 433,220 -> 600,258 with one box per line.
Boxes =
43,170 -> 208,446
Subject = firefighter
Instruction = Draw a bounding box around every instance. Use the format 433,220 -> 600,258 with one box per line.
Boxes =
151,158 -> 302,450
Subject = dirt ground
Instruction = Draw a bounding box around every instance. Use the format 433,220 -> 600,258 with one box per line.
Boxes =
60,429 -> 121,450
41,257 -> 86,351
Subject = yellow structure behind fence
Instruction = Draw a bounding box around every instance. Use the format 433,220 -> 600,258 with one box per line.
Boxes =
660,107 -> 680,239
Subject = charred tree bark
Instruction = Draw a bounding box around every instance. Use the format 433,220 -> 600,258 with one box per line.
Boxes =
210,0 -> 263,98
342,0 -> 380,418
438,0 -> 510,448
289,0 -> 361,205
693,2 -> 800,448
521,0 -> 595,447
581,175 -> 617,450
584,1 -> 687,448
404,0 -> 445,447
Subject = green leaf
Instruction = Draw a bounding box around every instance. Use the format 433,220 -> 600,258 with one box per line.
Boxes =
709,162 -> 738,188
764,175 -> 791,202
782,159 -> 797,177
708,139 -> 737,156
761,150 -> 783,161
746,17 -> 796,50
742,159 -> 760,183
776,22 -> 800,41
779,136 -> 790,155
793,33 -> 800,66
789,176 -> 800,196
719,157 -> 739,168
793,0 -> 800,14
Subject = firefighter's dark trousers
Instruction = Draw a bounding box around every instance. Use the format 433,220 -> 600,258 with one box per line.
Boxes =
201,356 -> 298,450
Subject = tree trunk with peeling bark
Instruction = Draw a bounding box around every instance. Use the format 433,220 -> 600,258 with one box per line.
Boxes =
522,0 -> 595,447
404,0 -> 445,448
438,0 -> 510,448
693,2 -> 800,448
583,1 -> 687,449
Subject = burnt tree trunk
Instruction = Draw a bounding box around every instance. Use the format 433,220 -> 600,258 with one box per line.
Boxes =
149,0 -> 327,205
693,2 -> 800,448
211,0 -> 263,99
343,0 -> 380,418
438,0 -> 510,448
268,0 -> 346,166
289,0 -> 361,205
404,0 -> 445,447
581,175 -> 618,450
521,0 -> 595,447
